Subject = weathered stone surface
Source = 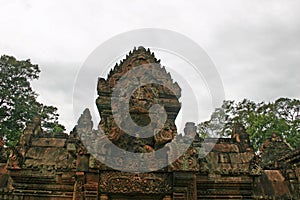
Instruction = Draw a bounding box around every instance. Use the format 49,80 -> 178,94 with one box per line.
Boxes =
168,123 -> 200,172
260,132 -> 293,169
252,132 -> 300,199
100,172 -> 172,194
31,137 -> 66,147
0,47 -> 299,199
95,47 -> 181,156
212,143 -> 240,153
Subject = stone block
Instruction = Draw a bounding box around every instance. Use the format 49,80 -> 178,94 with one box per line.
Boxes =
31,138 -> 66,147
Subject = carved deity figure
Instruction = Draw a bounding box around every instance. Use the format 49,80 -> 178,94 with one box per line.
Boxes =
231,123 -> 253,152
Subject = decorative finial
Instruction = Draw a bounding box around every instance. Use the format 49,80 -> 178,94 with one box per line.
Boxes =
138,46 -> 146,51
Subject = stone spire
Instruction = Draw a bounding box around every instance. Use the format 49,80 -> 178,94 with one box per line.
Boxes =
96,46 -> 181,152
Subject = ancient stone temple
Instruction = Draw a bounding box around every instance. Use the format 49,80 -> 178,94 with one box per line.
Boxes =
0,47 -> 299,199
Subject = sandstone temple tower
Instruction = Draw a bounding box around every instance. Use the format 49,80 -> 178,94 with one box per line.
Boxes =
96,46 -> 181,153
0,47 -> 299,199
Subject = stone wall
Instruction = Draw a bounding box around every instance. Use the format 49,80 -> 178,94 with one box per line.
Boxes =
1,114 -> 299,199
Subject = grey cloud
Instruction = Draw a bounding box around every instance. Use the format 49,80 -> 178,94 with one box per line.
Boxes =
205,1 -> 300,102
1,0 -> 300,131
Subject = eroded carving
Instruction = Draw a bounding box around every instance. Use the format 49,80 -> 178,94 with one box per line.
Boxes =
100,172 -> 172,194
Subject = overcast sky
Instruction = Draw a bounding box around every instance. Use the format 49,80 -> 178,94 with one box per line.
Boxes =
0,0 -> 299,132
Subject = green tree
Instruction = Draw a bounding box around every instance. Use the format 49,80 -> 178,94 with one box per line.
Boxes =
197,98 -> 300,151
0,55 -> 65,146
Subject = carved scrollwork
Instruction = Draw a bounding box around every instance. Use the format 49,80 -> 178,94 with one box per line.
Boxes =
100,172 -> 172,194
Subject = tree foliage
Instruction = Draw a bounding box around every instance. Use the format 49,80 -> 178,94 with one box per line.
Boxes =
197,98 -> 300,151
0,55 -> 65,146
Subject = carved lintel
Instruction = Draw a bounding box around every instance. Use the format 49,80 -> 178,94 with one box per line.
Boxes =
100,172 -> 172,194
